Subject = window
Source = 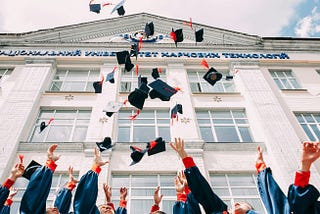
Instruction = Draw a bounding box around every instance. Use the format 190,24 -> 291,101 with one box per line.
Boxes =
0,68 -> 13,86
269,69 -> 300,89
210,173 -> 266,214
111,174 -> 176,214
10,171 -> 79,213
188,69 -> 235,93
29,109 -> 91,142
295,113 -> 320,141
120,68 -> 166,92
50,69 -> 100,92
196,110 -> 253,142
117,110 -> 171,142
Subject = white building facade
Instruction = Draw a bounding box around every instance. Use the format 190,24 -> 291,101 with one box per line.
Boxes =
0,13 -> 320,213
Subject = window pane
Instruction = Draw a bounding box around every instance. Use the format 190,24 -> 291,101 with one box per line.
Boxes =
197,111 -> 209,118
158,127 -> 170,142
132,175 -> 157,187
213,119 -> 233,124
239,127 -> 253,142
311,125 -> 320,140
212,188 -> 230,196
228,175 -> 255,186
50,82 -> 62,91
190,83 -> 201,92
200,127 -> 214,142
215,126 -> 239,142
211,175 -> 227,186
118,127 -> 130,142
212,111 -> 232,118
112,176 -> 130,187
131,188 -> 154,196
66,71 -> 88,80
63,82 -> 86,91
232,188 -> 258,196
55,110 -> 76,119
133,126 -> 154,142
302,124 -> 316,141
46,126 -> 72,142
130,199 -> 153,214
73,127 -> 88,141
162,200 -> 176,214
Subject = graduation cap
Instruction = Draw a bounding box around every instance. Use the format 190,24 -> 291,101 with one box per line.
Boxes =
203,67 -> 223,86
225,75 -> 234,80
96,137 -> 113,152
103,101 -> 123,117
151,68 -> 160,79
89,4 -> 101,13
130,43 -> 139,60
128,83 -> 150,110
195,28 -> 204,43
147,137 -> 166,156
39,118 -> 54,133
116,51 -> 129,65
171,104 -> 183,118
130,146 -> 147,166
22,160 -> 42,180
124,55 -> 134,72
170,28 -> 184,47
138,75 -> 148,88
106,71 -> 115,83
145,22 -> 154,37
93,81 -> 103,93
111,0 -> 126,16
149,79 -> 177,101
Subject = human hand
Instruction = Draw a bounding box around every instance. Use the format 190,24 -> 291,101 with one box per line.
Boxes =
103,183 -> 112,202
174,176 -> 184,193
47,144 -> 61,162
119,187 -> 128,201
68,166 -> 79,184
301,142 -> 320,171
170,138 -> 188,159
7,187 -> 18,199
153,186 -> 163,206
94,147 -> 109,167
256,146 -> 264,164
9,161 -> 25,182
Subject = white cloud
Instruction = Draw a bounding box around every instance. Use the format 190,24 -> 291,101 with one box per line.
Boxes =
0,0 -> 304,37
295,6 -> 320,37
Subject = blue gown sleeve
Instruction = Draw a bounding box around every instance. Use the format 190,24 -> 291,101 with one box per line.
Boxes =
73,170 -> 99,214
115,207 -> 127,214
0,205 -> 10,214
184,166 -> 228,214
0,186 -> 9,211
54,187 -> 72,214
288,183 -> 320,214
257,167 -> 290,214
20,166 -> 53,214
173,192 -> 201,214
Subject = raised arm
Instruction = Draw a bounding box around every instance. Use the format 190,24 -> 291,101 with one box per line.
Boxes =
150,186 -> 163,213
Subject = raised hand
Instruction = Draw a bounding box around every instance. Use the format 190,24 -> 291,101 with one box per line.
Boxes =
153,186 -> 163,206
170,137 -> 188,159
68,166 -> 79,184
301,141 -> 320,171
8,187 -> 18,199
47,144 -> 61,162
94,147 -> 109,167
103,183 -> 112,202
119,187 -> 128,201
256,146 -> 264,164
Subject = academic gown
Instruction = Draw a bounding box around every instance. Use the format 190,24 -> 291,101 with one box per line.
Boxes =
257,167 -> 290,214
20,160 -> 57,214
173,191 -> 201,214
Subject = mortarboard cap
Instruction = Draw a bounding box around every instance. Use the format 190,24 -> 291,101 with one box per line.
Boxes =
96,137 -> 113,152
89,4 -> 101,14
106,71 -> 115,83
22,160 -> 42,180
225,75 -> 234,80
145,22 -> 154,37
203,67 -> 223,86
151,68 -> 160,79
116,51 -> 129,65
128,86 -> 149,110
40,122 -> 46,133
103,101 -> 123,117
130,146 -> 147,165
138,75 -> 148,88
93,81 -> 103,93
170,28 -> 184,47
111,0 -> 126,16
195,28 -> 204,43
125,55 -> 134,72
171,104 -> 183,118
149,79 -> 177,101
130,43 -> 139,60
147,137 -> 166,156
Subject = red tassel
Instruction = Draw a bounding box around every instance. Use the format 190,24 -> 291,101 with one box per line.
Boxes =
136,64 -> 139,76
138,37 -> 143,51
19,154 -> 24,164
158,68 -> 162,73
123,99 -> 128,105
102,2 -> 113,7
129,109 -> 141,121
170,31 -> 177,42
201,59 -> 209,70
189,18 -> 193,29
48,118 -> 54,125
99,75 -> 105,85
149,141 -> 157,150
89,0 -> 94,5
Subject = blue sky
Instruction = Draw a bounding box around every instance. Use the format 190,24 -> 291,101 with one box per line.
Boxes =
0,0 -> 319,38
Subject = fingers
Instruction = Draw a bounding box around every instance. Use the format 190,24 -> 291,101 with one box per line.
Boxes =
68,166 -> 73,175
154,186 -> 160,194
48,144 -> 58,154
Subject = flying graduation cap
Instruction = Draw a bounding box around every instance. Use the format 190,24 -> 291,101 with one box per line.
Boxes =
22,160 -> 42,180
170,28 -> 184,47
195,28 -> 204,43
39,118 -> 54,133
151,68 -> 162,80
149,79 -> 178,101
147,137 -> 166,156
128,82 -> 150,110
201,59 -> 222,86
96,137 -> 113,152
106,66 -> 117,84
145,22 -> 154,38
130,145 -> 147,166
111,0 -> 126,16
171,104 -> 183,124
89,0 -> 113,14
138,75 -> 148,88
103,101 -> 123,117
116,51 -> 134,72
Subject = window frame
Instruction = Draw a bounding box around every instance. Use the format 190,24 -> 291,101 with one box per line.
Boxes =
0,68 -> 13,86
269,69 -> 301,89
295,112 -> 320,141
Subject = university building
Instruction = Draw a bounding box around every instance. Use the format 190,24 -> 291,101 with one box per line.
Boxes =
0,13 -> 320,213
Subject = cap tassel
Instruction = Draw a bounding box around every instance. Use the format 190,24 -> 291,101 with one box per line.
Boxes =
89,0 -> 94,5
123,99 -> 128,106
148,141 -> 157,150
102,2 -> 113,7
19,154 -> 24,164
170,31 -> 177,42
183,18 -> 193,30
138,37 -> 143,51
158,68 -> 162,73
99,75 -> 105,85
48,118 -> 54,125
201,59 -> 209,70
136,64 -> 139,76
129,109 -> 141,121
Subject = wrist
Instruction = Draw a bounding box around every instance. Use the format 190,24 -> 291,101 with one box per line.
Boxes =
301,162 -> 311,172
